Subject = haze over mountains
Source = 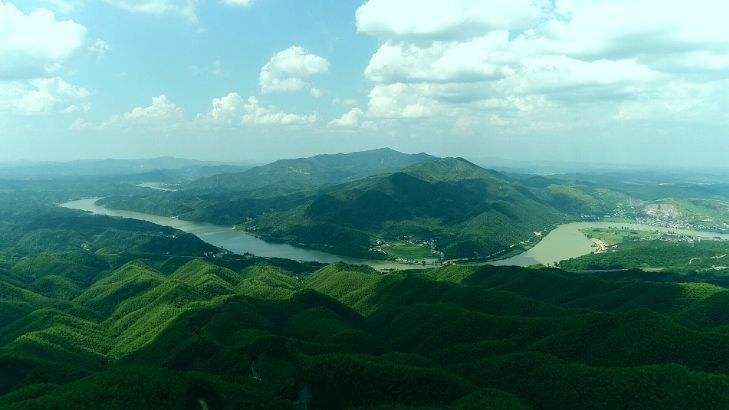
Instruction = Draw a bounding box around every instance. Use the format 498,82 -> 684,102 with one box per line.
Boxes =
0,157 -> 252,181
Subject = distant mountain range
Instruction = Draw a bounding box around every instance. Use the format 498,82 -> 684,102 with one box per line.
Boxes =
0,157 -> 252,180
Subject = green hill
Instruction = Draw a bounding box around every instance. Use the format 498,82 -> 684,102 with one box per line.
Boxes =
187,147 -> 434,196
6,192 -> 729,408
249,157 -> 578,259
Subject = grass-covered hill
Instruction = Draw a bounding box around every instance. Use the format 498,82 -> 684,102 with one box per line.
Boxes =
8,251 -> 729,408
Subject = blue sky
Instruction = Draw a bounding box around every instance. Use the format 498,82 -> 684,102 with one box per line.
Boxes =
2,0 -> 729,167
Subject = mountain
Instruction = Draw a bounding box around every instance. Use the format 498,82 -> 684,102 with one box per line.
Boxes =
186,147 -> 435,196
7,188 -> 729,407
247,157 -> 580,259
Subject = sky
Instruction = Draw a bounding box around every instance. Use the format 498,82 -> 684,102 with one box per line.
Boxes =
2,0 -> 729,167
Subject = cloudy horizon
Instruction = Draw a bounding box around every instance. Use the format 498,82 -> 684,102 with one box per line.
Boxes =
2,0 -> 729,167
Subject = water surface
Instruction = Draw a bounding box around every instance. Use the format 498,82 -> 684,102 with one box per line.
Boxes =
493,221 -> 729,267
62,198 -> 729,269
61,198 -> 420,270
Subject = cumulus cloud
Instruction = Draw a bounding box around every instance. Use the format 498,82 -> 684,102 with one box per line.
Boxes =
76,92 -> 318,132
356,0 -> 544,40
197,92 -> 244,125
259,46 -> 330,93
123,94 -> 183,122
328,108 -> 365,128
365,32 -> 514,84
0,77 -> 90,115
356,0 -> 729,134
0,2 -> 87,80
242,96 -> 316,125
75,95 -> 183,131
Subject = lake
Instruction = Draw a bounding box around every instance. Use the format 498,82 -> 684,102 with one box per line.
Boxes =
60,198 -> 729,269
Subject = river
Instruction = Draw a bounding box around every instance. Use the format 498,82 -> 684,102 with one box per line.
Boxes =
60,198 -> 422,270
492,221 -> 729,267
60,198 -> 729,269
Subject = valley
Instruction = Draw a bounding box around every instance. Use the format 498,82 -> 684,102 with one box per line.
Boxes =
4,150 -> 729,408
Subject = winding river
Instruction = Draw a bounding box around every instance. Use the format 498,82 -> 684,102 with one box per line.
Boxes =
60,198 -> 419,270
60,198 -> 729,269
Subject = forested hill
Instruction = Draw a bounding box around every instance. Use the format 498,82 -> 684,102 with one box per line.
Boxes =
6,182 -> 729,408
248,157 -> 620,259
7,212 -> 729,408
186,147 -> 434,196
98,150 -> 626,258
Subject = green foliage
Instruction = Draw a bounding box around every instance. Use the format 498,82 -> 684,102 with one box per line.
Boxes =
0,366 -> 290,409
8,193 -> 729,408
302,353 -> 473,408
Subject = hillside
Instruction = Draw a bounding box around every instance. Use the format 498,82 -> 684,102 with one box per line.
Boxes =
186,147 -> 434,196
8,254 -> 729,407
6,191 -> 729,407
247,157 -> 618,259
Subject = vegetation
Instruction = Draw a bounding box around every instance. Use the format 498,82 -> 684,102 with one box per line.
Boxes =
8,154 -> 729,407
100,150 -> 628,260
7,190 -> 729,407
561,227 -> 729,273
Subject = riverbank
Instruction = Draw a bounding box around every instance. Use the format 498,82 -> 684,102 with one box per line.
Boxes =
62,198 -> 729,270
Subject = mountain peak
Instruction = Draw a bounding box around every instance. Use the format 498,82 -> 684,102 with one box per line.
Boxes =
403,156 -> 499,182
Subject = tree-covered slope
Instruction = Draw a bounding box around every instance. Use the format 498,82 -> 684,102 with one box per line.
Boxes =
6,188 -> 729,408
187,147 -> 434,196
248,157 -> 617,259
8,249 -> 729,408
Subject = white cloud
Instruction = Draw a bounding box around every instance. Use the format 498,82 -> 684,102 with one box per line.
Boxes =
0,77 -> 90,115
88,39 -> 111,58
221,0 -> 254,6
356,0 -> 729,135
365,32 -> 514,84
103,0 -> 198,23
332,98 -> 358,107
76,95 -> 184,131
367,84 -> 438,119
124,94 -> 183,122
75,92 -> 319,132
309,87 -> 324,98
259,46 -> 330,93
328,108 -> 364,128
356,0 -> 545,40
198,92 -> 244,124
242,96 -> 316,125
0,2 -> 87,80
